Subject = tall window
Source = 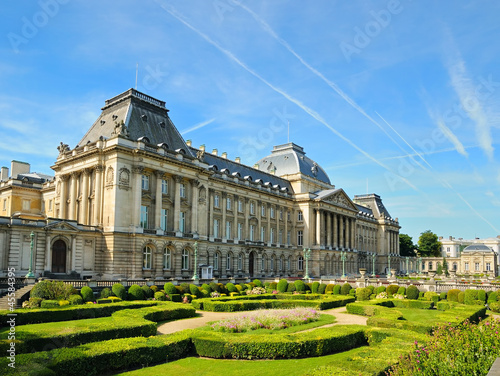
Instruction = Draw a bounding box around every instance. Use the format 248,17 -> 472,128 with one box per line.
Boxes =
226,197 -> 231,210
160,209 -> 168,231
141,175 -> 149,190
238,200 -> 243,212
486,263 -> 491,271
225,221 -> 231,238
279,210 -> 283,220
261,256 -> 265,271
270,256 -> 274,270
226,253 -> 231,270
298,211 -> 303,221
298,256 -> 304,271
143,246 -> 152,269
287,231 -> 291,245
22,199 -> 30,211
261,205 -> 265,217
297,230 -> 303,246
464,262 -> 469,271
161,179 -> 168,194
182,249 -> 189,270
260,226 -> 265,242
279,256 -> 283,271
48,199 -> 52,211
179,212 -> 185,233
287,211 -> 291,221
249,224 -> 254,241
238,223 -> 243,240
163,248 -> 171,269
3,199 -> 7,210
214,219 -> 219,238
250,202 -> 255,214
475,262 -> 480,271
287,256 -> 291,271
140,206 -> 148,229
270,228 -> 275,243
179,183 -> 186,198
279,230 -> 283,244
238,253 -> 243,270
429,261 -> 433,270
214,194 -> 220,208
270,206 -> 275,218
214,252 -> 219,270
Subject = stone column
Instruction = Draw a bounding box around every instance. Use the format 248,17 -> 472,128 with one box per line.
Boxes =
222,192 -> 227,240
266,204 -> 271,244
208,189 -> 214,238
345,218 -> 350,249
80,169 -> 90,225
132,166 -> 143,229
333,213 -> 338,248
191,180 -> 199,237
326,212 -> 332,248
233,195 -> 238,241
275,205 -> 280,245
245,198 -> 250,241
339,216 -> 344,249
284,209 -> 288,245
45,233 -> 51,271
173,175 -> 182,234
93,165 -> 104,226
316,209 -> 321,246
71,235 -> 77,272
351,218 -> 356,250
257,200 -> 262,239
68,172 -> 78,220
59,174 -> 69,219
154,171 -> 163,231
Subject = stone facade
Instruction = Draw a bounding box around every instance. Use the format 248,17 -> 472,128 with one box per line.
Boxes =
0,89 -> 401,280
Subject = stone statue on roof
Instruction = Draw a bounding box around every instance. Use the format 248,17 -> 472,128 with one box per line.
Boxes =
57,142 -> 70,155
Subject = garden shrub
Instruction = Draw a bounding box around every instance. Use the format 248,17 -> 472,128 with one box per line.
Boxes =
30,280 -> 76,300
175,286 -> 183,294
164,282 -> 178,295
264,282 -> 271,288
269,282 -> 278,290
277,279 -> 288,293
340,283 -> 352,295
477,289 -> 487,303
23,297 -> 42,308
200,289 -> 210,298
489,302 -> 500,313
464,290 -> 481,305
439,292 -> 447,300
201,283 -> 212,294
312,281 -> 320,294
366,285 -> 375,293
419,291 -> 425,299
458,291 -> 465,304
387,285 -> 399,296
218,283 -> 228,295
59,300 -> 70,307
406,285 -> 419,300
128,285 -> 145,300
304,283 -> 311,292
170,294 -> 181,303
235,285 -> 242,292
209,282 -> 220,293
287,282 -> 296,293
40,300 -> 60,309
253,279 -> 263,287
355,287 -> 372,301
375,286 -> 386,295
397,286 -> 406,295
333,284 -> 341,295
294,280 -> 306,292
150,285 -> 158,293
154,291 -> 167,301
349,289 -> 356,297
141,285 -> 153,299
226,283 -> 237,293
99,288 -> 112,299
488,291 -> 498,303
81,286 -> 94,303
239,283 -> 248,291
112,284 -> 127,300
189,284 -> 202,298
447,289 -> 460,302
69,294 -> 83,305
318,283 -> 327,294
325,284 -> 334,293
179,283 -> 190,294
423,291 -> 438,301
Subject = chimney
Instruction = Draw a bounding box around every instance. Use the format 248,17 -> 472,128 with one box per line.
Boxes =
212,148 -> 218,156
449,236 -> 452,240
221,152 -> 227,159
235,157 -> 241,163
199,144 -> 205,152
254,163 -> 259,169
0,167 -> 8,181
11,160 -> 30,179
186,139 -> 192,147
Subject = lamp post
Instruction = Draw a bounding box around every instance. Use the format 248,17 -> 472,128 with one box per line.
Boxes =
340,251 -> 347,279
405,256 -> 409,276
303,248 -> 311,279
371,253 -> 376,277
192,241 -> 198,280
25,231 -> 35,278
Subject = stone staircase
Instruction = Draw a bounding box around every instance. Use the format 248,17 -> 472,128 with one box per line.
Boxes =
0,285 -> 34,310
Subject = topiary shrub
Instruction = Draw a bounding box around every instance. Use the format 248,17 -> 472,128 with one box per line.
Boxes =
447,289 -> 460,302
112,283 -> 127,300
164,282 -> 178,295
488,291 -> 498,303
287,282 -> 296,293
490,302 -> 500,313
59,300 -> 70,307
150,285 -> 158,293
340,283 -> 352,295
304,283 -> 311,292
202,283 -> 212,294
397,286 -> 406,295
209,282 -> 220,293
349,289 -> 356,297
439,292 -> 447,301
180,283 -> 190,294
80,286 -> 94,303
366,285 -> 375,293
99,287 -> 112,299
424,291 -> 439,301
253,279 -> 263,287
30,280 -> 76,300
325,284 -> 335,294
269,282 -> 278,290
387,285 -> 399,296
142,285 -> 153,299
23,297 -> 42,308
277,279 -> 288,293
218,283 -> 228,295
312,282 -> 320,294
154,291 -> 167,301
406,285 -> 419,300
128,284 -> 145,300
69,294 -> 83,305
458,291 -> 465,304
356,287 -> 372,301
464,290 -> 484,305
264,282 -> 271,288
294,280 -> 306,292
189,284 -> 201,298
375,286 -> 386,295
40,300 -> 60,309
226,283 -> 237,293
333,284 -> 341,295
477,289 -> 487,303
318,283 -> 327,294
419,291 -> 425,299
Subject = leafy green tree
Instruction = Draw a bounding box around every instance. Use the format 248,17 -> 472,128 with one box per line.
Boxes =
417,230 -> 442,257
443,257 -> 449,276
399,234 -> 416,256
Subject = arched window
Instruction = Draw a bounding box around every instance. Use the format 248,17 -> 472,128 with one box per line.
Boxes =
261,255 -> 266,271
226,253 -> 232,271
163,248 -> 171,269
287,256 -> 291,271
214,252 -> 219,270
270,255 -> 275,271
143,246 -> 152,269
298,256 -> 304,271
238,253 -> 243,270
182,249 -> 189,270
279,255 -> 284,271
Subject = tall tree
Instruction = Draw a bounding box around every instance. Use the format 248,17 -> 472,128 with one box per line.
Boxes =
417,230 -> 442,257
399,234 -> 416,257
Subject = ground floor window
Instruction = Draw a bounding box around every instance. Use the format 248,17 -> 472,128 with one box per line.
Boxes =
143,246 -> 152,269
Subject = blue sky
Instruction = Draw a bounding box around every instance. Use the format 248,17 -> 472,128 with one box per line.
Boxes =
1,1 -> 499,244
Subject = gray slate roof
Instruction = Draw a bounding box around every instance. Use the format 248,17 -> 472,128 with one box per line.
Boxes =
78,89 -> 194,157
463,244 -> 494,252
255,143 -> 331,185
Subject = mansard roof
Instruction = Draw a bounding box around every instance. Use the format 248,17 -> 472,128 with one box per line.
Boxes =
78,89 -> 194,157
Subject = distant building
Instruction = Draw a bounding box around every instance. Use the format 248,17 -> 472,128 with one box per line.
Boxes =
0,89 -> 401,280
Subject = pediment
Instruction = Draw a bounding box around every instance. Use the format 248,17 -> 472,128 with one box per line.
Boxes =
45,220 -> 79,232
315,189 -> 358,211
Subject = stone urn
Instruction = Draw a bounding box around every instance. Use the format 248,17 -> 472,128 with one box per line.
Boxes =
390,269 -> 397,279
359,268 -> 367,278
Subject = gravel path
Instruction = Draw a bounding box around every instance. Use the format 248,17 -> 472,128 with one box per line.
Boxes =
156,306 -> 367,335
